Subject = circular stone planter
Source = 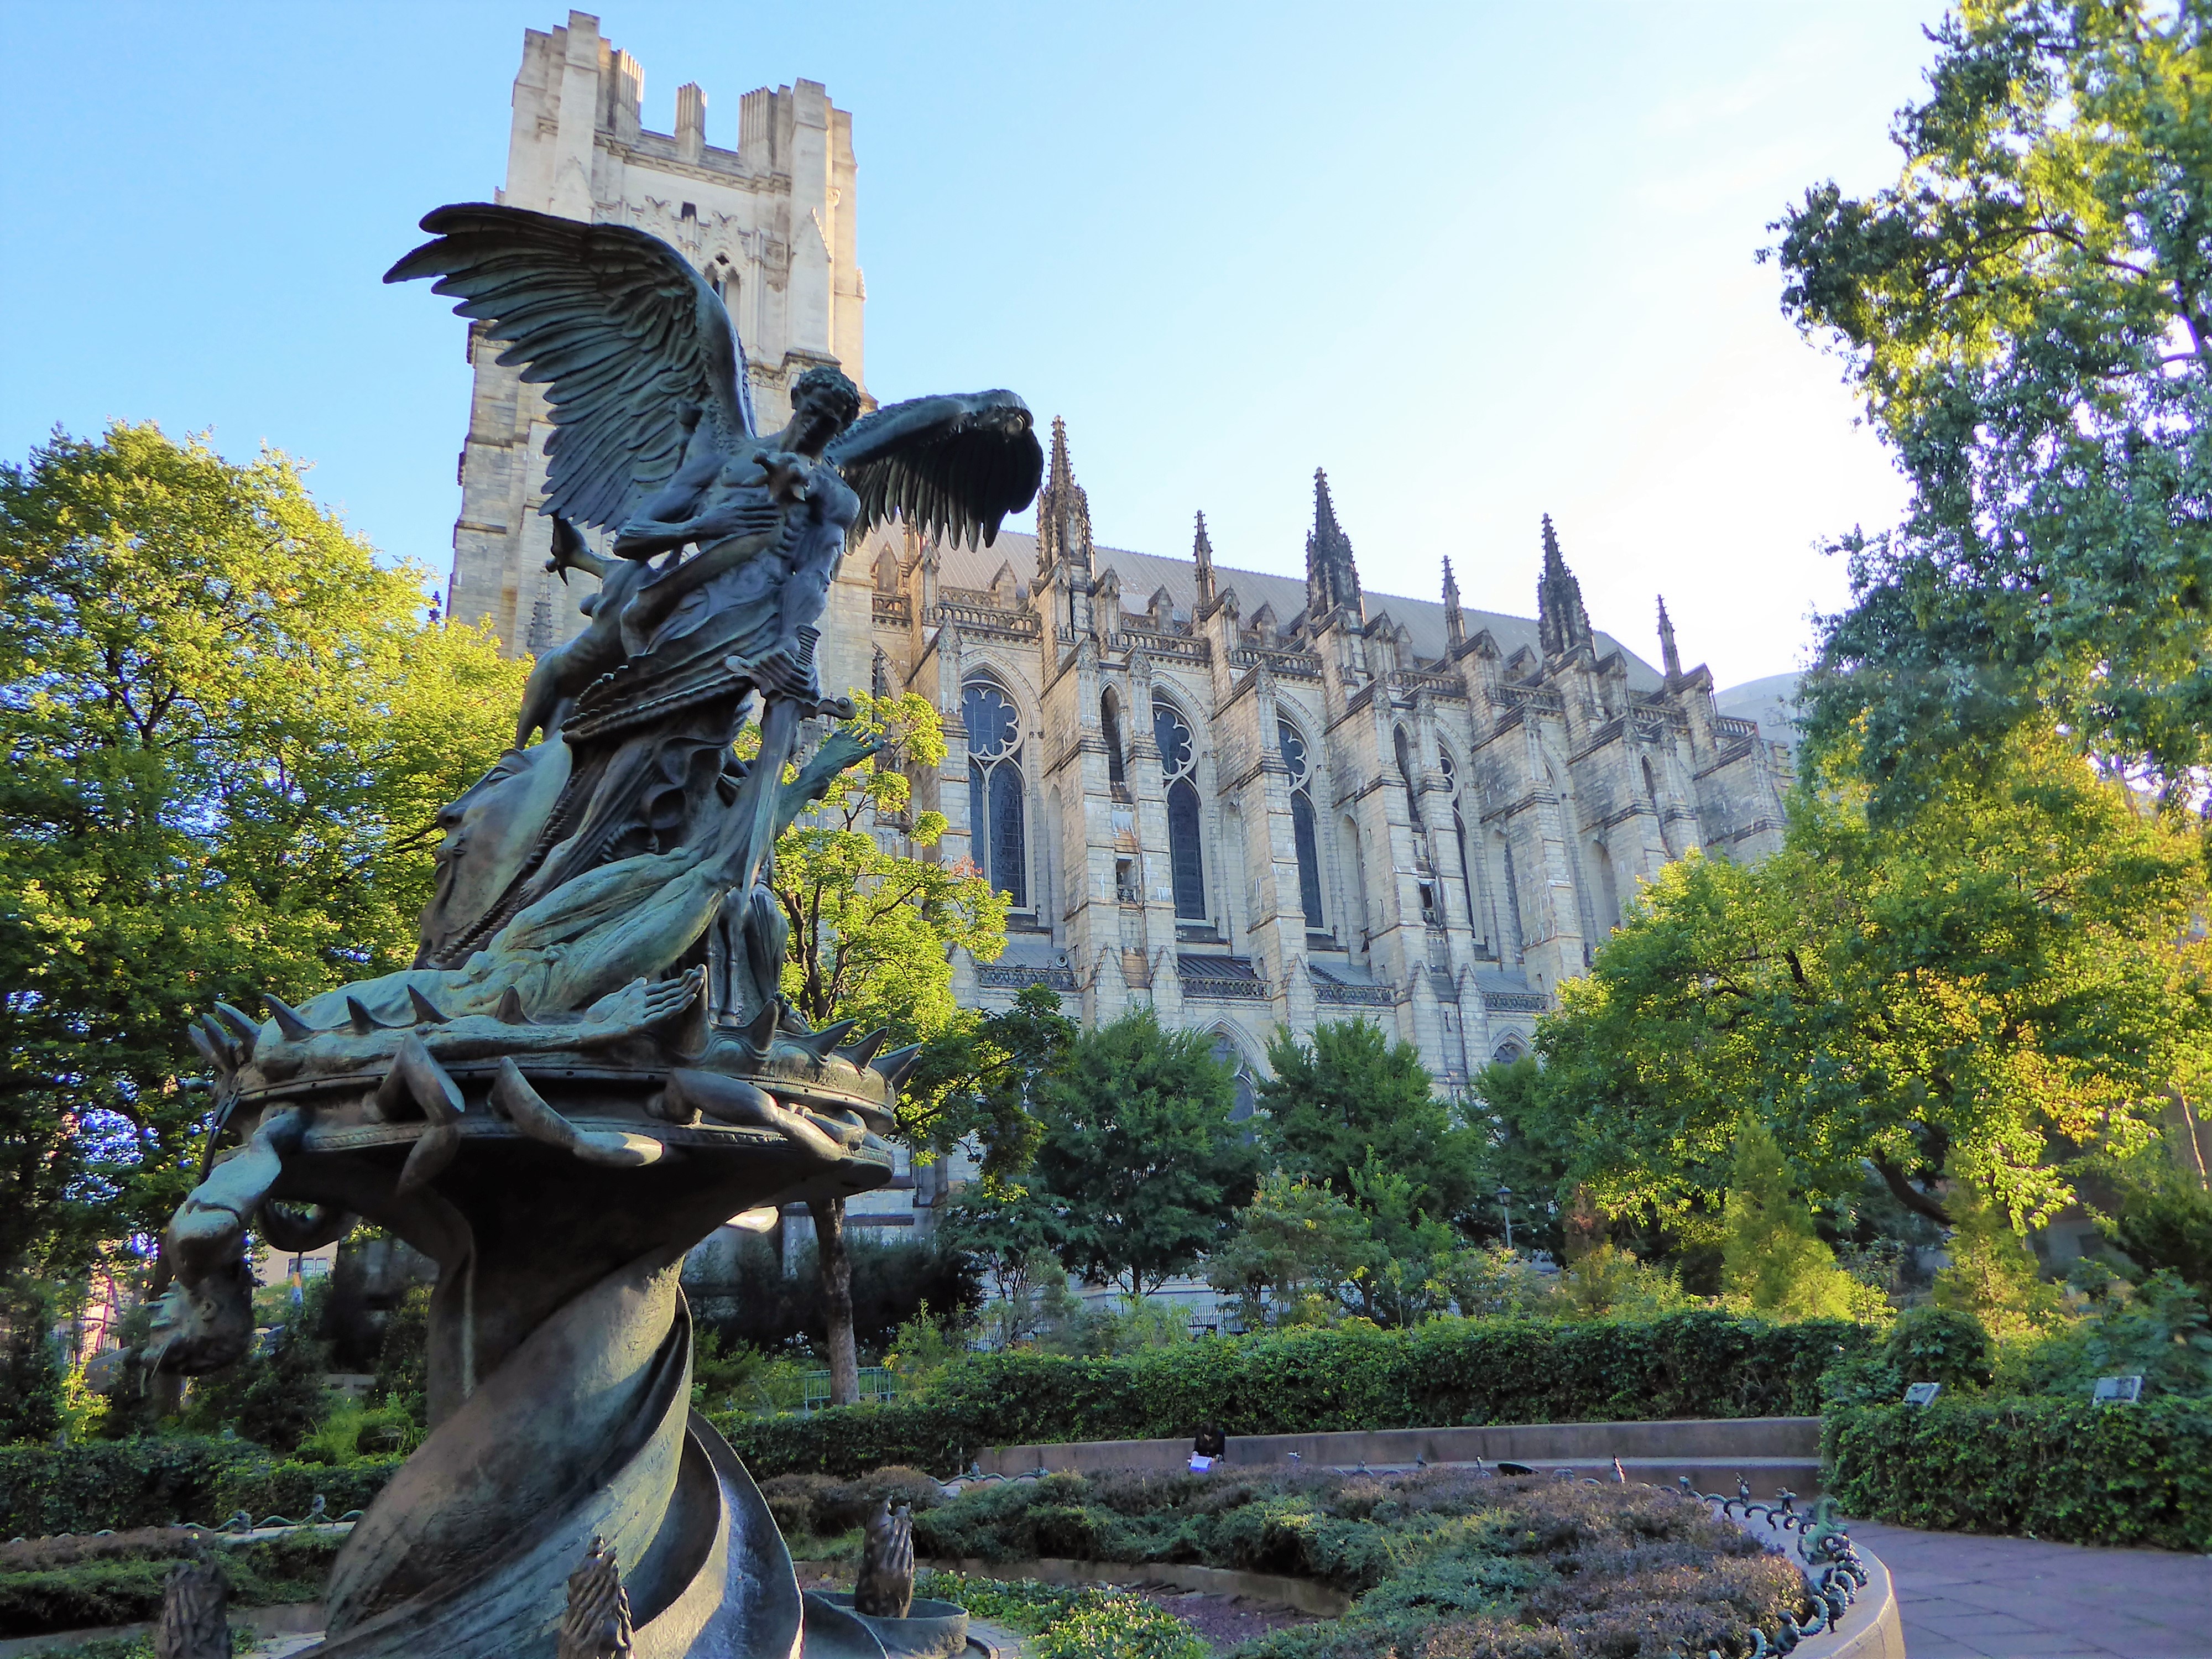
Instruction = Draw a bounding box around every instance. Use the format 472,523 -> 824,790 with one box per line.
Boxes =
805,1591 -> 971,1659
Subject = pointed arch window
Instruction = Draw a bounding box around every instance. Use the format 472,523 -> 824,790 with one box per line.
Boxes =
1101,687 -> 1127,788
1155,698 -> 1206,920
1393,725 -> 1423,828
1439,743 -> 1479,942
963,679 -> 1026,908
1279,717 -> 1324,931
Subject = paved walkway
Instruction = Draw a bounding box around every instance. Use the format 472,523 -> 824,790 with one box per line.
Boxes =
1847,1521 -> 2212,1658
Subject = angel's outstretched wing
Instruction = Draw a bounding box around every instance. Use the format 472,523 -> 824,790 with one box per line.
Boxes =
825,392 -> 1044,549
385,204 -> 753,534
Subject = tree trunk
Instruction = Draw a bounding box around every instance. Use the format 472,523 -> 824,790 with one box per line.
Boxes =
809,1195 -> 859,1405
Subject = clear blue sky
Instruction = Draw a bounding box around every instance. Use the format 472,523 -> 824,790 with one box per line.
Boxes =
0,1 -> 1946,688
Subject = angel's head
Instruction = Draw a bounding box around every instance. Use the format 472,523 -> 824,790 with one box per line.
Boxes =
787,366 -> 862,452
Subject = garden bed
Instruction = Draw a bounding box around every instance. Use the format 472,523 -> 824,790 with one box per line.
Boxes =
905,1465 -> 1814,1659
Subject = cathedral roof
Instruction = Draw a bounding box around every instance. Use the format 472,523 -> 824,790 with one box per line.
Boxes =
938,532 -> 1666,690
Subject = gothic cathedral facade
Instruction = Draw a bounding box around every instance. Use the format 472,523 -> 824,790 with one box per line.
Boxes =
445,14 -> 1794,1121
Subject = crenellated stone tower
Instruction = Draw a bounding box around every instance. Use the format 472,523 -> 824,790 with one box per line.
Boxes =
444,11 -> 866,662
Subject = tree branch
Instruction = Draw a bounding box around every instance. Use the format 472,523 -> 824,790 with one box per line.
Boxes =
1871,1152 -> 1952,1225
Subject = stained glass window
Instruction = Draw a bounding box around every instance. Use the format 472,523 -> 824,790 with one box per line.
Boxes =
989,760 -> 1026,908
1291,791 -> 1325,930
963,680 -> 1025,906
1155,700 -> 1205,920
1168,778 -> 1206,919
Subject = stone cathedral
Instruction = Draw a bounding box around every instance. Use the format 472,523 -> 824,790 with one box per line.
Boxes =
445,13 -> 1794,1168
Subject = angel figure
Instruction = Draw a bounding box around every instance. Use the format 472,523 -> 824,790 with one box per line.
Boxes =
385,204 -> 1045,972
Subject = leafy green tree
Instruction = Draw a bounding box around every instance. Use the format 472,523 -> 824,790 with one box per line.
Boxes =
2107,1156 -> 2212,1297
1032,1008 -> 1261,1298
1772,1 -> 2212,808
912,983 -> 1074,1188
1206,1171 -> 1378,1331
0,423 -> 525,1280
769,688 -> 1008,1403
0,1275 -> 64,1445
1531,731 -> 2212,1234
936,1182 -> 1067,1346
1720,1124 -> 1889,1322
1467,1055 -> 1573,1258
1258,1019 -> 1485,1226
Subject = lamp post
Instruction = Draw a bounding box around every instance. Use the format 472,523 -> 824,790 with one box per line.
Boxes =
1499,1187 -> 1514,1252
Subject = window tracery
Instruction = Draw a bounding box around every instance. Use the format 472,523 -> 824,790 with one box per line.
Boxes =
1280,717 -> 1325,931
963,679 -> 1026,908
1155,698 -> 1206,920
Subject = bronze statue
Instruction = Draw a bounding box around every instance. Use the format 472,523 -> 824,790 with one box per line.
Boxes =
127,203 -> 1042,1659
854,1501 -> 916,1620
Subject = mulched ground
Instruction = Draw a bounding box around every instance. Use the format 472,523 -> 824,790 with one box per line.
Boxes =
1131,1586 -> 1317,1653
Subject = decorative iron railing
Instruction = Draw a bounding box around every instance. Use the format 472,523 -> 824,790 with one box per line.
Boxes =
1315,979 -> 1392,1007
1483,991 -> 1548,1014
1180,974 -> 1270,1000
978,964 -> 1077,993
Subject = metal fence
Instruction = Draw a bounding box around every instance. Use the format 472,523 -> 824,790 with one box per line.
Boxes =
802,1366 -> 901,1412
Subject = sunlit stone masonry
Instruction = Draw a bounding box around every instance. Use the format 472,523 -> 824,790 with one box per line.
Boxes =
439,13 -> 1793,1160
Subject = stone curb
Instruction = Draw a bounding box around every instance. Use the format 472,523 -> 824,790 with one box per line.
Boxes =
0,1598 -> 321,1657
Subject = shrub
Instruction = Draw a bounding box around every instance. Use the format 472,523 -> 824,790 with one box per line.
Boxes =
915,1571 -> 1207,1659
0,1530 -> 341,1635
714,1310 -> 1868,1479
1824,1395 -> 2212,1551
0,1437 -> 401,1537
913,1470 -> 1804,1659
756,1465 -> 944,1541
0,1276 -> 65,1448
1823,1307 -> 1994,1406
686,1233 -> 983,1357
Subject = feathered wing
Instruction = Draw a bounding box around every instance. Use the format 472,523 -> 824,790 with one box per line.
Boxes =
385,203 -> 753,533
825,392 -> 1044,548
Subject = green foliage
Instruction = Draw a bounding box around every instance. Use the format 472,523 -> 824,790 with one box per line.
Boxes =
1528,731 -> 2212,1233
0,423 -> 526,1278
1545,1246 -> 1692,1321
0,1530 -> 343,1635
178,1279 -> 334,1454
1030,1591 -> 1210,1659
1772,1 -> 2212,807
1032,1009 -> 1262,1297
757,1464 -> 944,1543
1824,1395 -> 2212,1551
774,689 -> 1006,1048
914,1572 -> 1207,1659
1720,1126 -> 1890,1322
0,1434 -> 401,1536
1207,1172 -> 1379,1331
2106,1161 -> 2212,1298
1932,1186 -> 2067,1341
912,1469 -> 1801,1659
1259,1021 -> 1485,1225
688,1232 -> 983,1359
1465,1058 -> 1572,1259
2001,1268 -> 2212,1399
711,1310 -> 1870,1479
1824,1306 -> 1997,1406
0,1274 -> 65,1446
371,1282 -> 430,1428
937,1191 -> 1071,1349
914,984 -> 1074,1187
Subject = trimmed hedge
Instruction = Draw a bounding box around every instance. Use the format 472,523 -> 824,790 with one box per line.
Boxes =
1824,1397 -> 2212,1552
0,1438 -> 401,1540
0,1532 -> 342,1636
718,1311 -> 1867,1479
